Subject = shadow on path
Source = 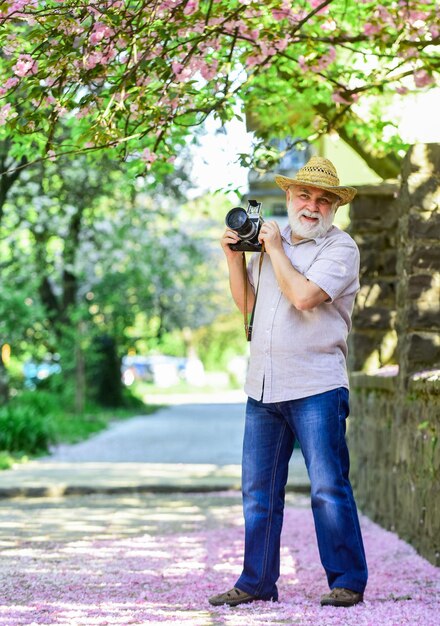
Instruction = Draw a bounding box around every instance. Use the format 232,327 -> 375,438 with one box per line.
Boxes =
0,491 -> 439,626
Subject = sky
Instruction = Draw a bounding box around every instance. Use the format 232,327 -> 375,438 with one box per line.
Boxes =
188,88 -> 440,200
189,115 -> 253,200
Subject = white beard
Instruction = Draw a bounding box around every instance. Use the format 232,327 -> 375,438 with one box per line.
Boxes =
287,201 -> 336,240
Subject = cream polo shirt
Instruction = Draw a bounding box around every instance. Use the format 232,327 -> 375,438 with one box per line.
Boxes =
245,224 -> 360,403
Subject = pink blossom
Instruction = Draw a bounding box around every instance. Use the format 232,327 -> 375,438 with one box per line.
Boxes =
89,22 -> 114,45
332,91 -> 351,104
289,10 -> 307,24
376,5 -> 396,26
200,59 -> 218,81
272,2 -> 293,22
12,53 -> 38,77
274,37 -> 290,53
2,0 -> 37,17
172,61 -> 184,76
1,76 -> 20,95
84,52 -> 104,69
311,46 -> 336,71
309,0 -> 330,14
0,493 -> 439,625
298,55 -> 308,71
0,103 -> 14,125
395,85 -> 409,95
272,9 -> 289,21
171,61 -> 193,82
76,106 -> 92,119
364,22 -> 381,36
158,0 -> 180,10
141,148 -> 157,164
245,54 -> 266,68
183,0 -> 199,16
414,69 -> 434,88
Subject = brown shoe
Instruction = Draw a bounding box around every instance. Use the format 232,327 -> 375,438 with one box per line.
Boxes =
209,587 -> 257,607
320,587 -> 364,607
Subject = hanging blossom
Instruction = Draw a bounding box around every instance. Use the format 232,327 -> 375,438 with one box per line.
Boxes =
141,148 -> 158,164
183,0 -> 199,16
413,69 -> 434,88
12,53 -> 38,77
331,90 -> 359,105
0,76 -> 19,96
89,22 -> 114,45
0,103 -> 17,125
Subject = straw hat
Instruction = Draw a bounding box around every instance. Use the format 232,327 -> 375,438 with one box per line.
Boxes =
275,156 -> 357,205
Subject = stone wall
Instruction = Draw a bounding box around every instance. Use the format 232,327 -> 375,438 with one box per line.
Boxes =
396,144 -> 440,385
348,374 -> 440,566
347,143 -> 440,566
348,183 -> 399,373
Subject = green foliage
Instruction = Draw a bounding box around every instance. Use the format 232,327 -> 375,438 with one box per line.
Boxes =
194,313 -> 248,372
0,451 -> 26,470
0,386 -> 155,458
0,391 -> 57,454
0,1 -> 437,175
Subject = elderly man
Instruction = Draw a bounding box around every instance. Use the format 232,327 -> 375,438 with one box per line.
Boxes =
209,156 -> 368,609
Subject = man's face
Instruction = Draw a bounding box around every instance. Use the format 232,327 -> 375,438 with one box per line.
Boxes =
287,185 -> 339,240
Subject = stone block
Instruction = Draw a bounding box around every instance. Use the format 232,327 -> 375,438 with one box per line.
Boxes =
408,211 -> 440,240
407,307 -> 440,330
353,307 -> 395,330
349,332 -> 376,369
355,280 -> 396,309
409,244 -> 440,271
359,249 -> 398,276
350,195 -> 392,220
407,273 -> 440,300
405,332 -> 440,370
399,144 -> 440,210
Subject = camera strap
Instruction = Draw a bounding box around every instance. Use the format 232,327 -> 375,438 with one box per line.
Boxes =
243,243 -> 265,342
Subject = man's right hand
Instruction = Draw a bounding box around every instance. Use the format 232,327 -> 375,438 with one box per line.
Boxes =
221,228 -> 242,262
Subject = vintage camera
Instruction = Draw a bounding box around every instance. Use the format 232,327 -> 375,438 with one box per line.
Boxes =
225,199 -> 263,252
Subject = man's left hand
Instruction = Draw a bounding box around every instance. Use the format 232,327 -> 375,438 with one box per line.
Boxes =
258,221 -> 283,255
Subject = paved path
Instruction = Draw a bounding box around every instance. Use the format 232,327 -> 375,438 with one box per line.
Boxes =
0,394 -> 439,625
0,491 -> 439,625
0,396 -> 309,497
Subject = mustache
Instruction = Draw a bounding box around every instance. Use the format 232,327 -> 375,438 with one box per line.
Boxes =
298,209 -> 322,221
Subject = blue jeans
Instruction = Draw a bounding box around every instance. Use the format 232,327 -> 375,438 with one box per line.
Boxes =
235,388 -> 368,600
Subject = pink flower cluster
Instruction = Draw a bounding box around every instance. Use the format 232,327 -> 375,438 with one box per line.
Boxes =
171,56 -> 219,83
298,46 -> 336,73
332,90 -> 359,105
89,22 -> 114,46
12,53 -> 38,77
183,0 -> 199,16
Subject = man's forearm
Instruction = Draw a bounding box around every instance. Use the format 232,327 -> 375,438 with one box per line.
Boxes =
227,256 -> 256,314
269,248 -> 327,310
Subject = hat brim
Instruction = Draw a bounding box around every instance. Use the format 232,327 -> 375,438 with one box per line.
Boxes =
275,175 -> 357,206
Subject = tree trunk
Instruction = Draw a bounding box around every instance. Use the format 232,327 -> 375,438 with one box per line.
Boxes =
0,354 -> 9,405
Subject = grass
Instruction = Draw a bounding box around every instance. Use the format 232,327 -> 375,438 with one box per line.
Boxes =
52,401 -> 161,445
132,377 -> 239,398
0,387 -> 164,468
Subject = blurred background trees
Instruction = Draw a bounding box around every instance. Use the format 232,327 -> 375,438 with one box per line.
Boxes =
0,1 -> 438,457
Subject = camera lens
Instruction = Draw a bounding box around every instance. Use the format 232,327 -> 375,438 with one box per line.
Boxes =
225,207 -> 257,240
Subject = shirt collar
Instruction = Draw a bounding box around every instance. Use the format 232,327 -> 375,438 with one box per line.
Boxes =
281,224 -> 330,246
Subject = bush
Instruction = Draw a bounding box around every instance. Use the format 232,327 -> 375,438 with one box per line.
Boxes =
0,391 -> 57,454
